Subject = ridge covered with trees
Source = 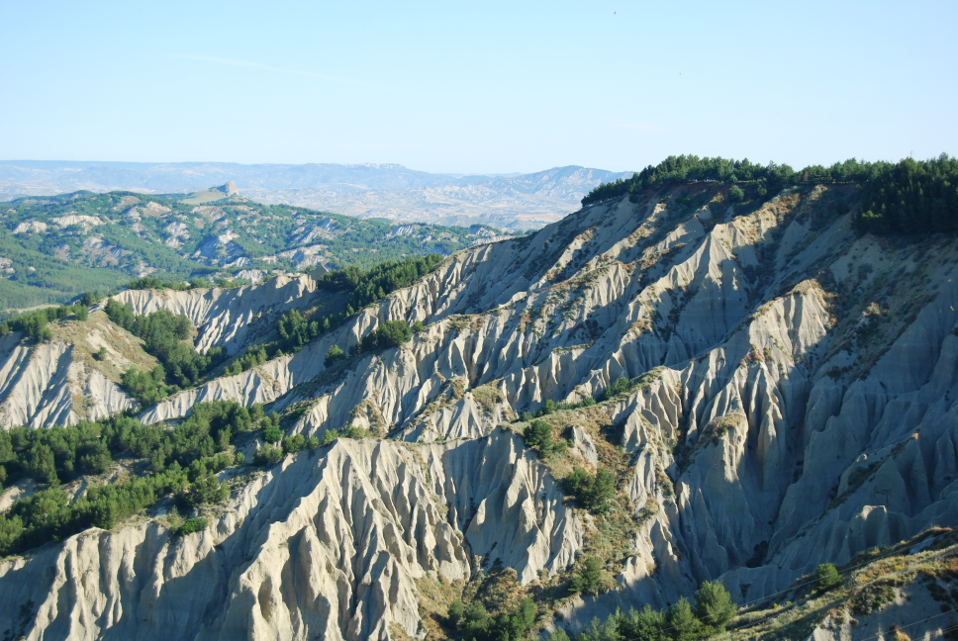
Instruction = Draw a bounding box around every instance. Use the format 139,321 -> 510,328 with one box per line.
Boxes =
224,254 -> 441,374
104,300 -> 226,404
0,302 -> 89,342
582,154 -> 958,235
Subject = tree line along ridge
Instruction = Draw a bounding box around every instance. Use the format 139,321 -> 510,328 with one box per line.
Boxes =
582,154 -> 958,235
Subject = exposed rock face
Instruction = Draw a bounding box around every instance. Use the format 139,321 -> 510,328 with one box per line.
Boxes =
0,275 -> 325,429
112,272 -> 320,355
0,332 -> 135,428
808,579 -> 953,641
0,183 -> 955,639
0,434 -> 581,640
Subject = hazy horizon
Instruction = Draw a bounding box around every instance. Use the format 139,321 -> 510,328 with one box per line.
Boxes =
0,158 -> 631,176
2,1 -> 956,174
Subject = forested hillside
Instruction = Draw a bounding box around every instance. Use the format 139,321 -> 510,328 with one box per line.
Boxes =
585,154 -> 958,234
0,189 -> 503,310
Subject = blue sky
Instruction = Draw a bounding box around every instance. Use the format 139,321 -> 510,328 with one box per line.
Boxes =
1,0 -> 955,173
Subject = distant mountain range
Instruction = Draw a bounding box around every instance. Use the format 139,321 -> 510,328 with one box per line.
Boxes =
0,161 -> 634,230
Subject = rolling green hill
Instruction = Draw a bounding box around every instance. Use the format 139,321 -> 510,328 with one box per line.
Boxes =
0,188 -> 505,310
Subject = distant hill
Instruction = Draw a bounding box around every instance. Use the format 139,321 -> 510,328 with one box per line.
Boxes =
0,189 -> 505,310
0,161 -> 633,230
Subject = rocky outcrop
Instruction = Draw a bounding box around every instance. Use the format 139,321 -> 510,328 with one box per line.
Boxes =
0,434 -> 581,641
808,579 -> 955,641
0,332 -> 135,428
112,272 -> 321,355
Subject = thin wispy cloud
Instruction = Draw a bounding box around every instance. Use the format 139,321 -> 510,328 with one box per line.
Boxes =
169,54 -> 361,86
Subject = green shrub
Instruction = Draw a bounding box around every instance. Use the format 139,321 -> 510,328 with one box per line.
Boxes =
315,425 -> 368,445
121,366 -> 172,406
815,562 -> 842,591
851,582 -> 896,615
278,310 -> 319,351
667,597 -> 705,641
254,444 -> 283,467
126,277 -> 190,291
536,399 -> 557,416
228,255 -> 444,370
599,376 -> 631,401
0,304 -> 91,343
618,605 -> 669,641
522,420 -> 565,457
552,579 -> 729,641
262,425 -> 283,444
562,467 -> 616,512
174,517 -> 208,536
0,468 -> 189,554
694,580 -> 736,630
176,474 -> 228,509
359,320 -> 412,353
106,300 -> 226,390
857,155 -> 958,234
583,154 -> 958,237
343,425 -> 371,439
281,434 -> 307,454
78,292 -> 101,306
0,401 -> 274,555
568,556 -> 611,596
446,596 -> 537,641
224,346 -> 269,375
324,344 -> 346,366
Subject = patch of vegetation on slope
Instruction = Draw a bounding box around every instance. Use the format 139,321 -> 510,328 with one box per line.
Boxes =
406,375 -> 670,641
541,529 -> 958,641
104,299 -> 225,405
548,580 -> 737,641
222,254 -> 441,375
0,302 -> 90,341
583,154 -> 958,236
0,190 -> 500,310
716,530 -> 957,641
0,400 -> 307,556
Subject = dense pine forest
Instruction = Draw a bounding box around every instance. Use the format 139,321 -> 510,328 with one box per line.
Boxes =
583,154 -> 958,235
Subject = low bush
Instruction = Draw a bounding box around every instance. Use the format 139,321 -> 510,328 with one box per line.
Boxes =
568,556 -> 611,596
815,562 -> 842,591
562,467 -> 616,512
174,517 -> 208,536
324,344 -> 346,366
254,444 -> 283,467
522,420 -> 565,457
